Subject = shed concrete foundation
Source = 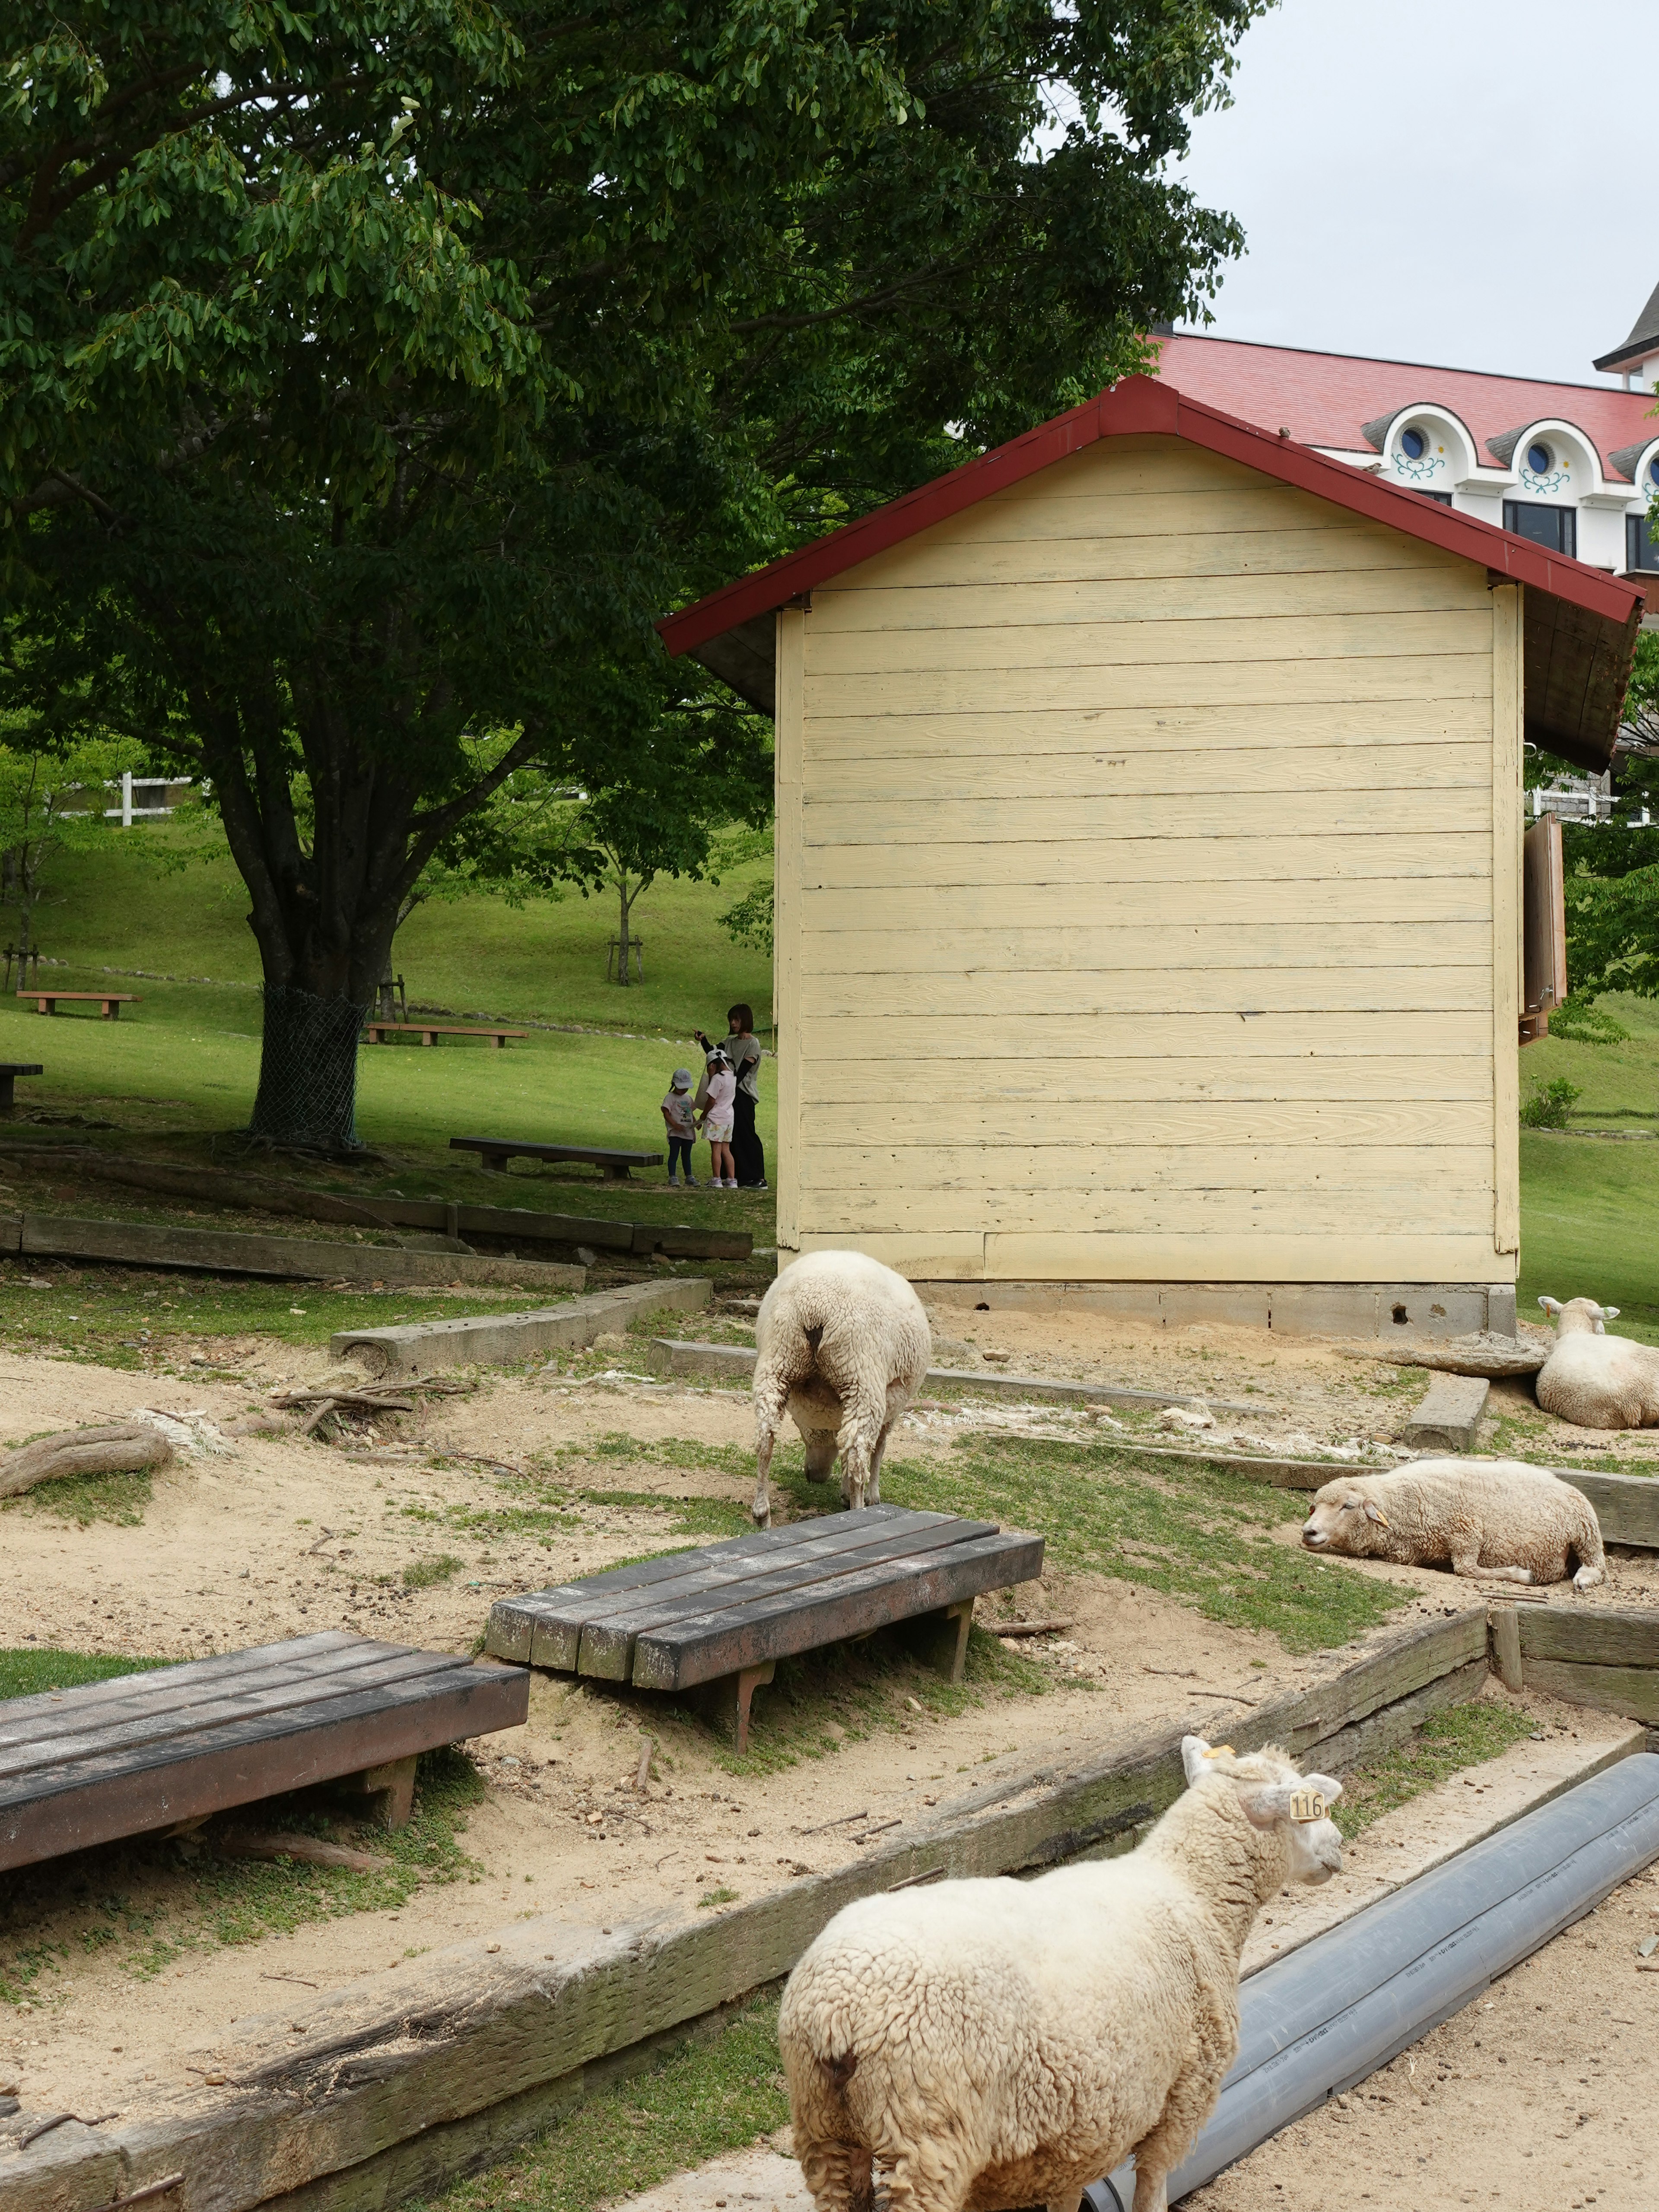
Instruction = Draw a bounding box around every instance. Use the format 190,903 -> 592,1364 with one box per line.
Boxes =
912,1280 -> 1518,1340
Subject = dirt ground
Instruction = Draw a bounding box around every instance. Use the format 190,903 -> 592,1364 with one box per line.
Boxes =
0,1300 -> 1656,2147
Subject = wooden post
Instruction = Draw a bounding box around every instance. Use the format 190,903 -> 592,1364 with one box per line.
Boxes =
1490,1604 -> 1523,1692
332,1755 -> 419,1830
694,1661 -> 775,1755
896,1599 -> 974,1685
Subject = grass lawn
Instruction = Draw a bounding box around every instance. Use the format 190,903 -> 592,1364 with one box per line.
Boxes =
31,821 -> 774,1036
1518,992 -> 1659,1341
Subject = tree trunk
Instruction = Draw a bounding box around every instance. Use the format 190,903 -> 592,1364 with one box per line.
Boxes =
617,874 -> 632,985
247,984 -> 371,1152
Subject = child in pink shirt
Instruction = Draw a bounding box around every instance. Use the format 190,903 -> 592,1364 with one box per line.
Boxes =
698,1049 -> 737,1188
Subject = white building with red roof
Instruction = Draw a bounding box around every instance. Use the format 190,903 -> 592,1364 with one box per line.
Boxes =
1154,318 -> 1659,577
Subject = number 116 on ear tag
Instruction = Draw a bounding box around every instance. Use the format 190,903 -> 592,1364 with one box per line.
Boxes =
1290,1790 -> 1328,1824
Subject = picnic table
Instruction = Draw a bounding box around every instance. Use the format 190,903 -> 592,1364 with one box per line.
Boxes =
0,1062 -> 42,1116
451,1135 -> 663,1181
365,1021 -> 526,1048
18,991 -> 139,1019
0,1630 -> 528,1874
486,1506 -> 1044,1752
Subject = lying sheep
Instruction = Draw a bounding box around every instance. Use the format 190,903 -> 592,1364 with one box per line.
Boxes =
750,1250 -> 931,1527
1301,1458 -> 1604,1589
1536,1294 -> 1659,1429
779,1735 -> 1344,2212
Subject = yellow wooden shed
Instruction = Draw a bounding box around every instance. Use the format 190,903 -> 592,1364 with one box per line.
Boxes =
661,378 -> 1644,1334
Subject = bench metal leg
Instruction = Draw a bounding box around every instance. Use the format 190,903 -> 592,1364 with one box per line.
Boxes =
0,1073 -> 14,1116
481,1152 -> 508,1171
693,1660 -> 775,1754
331,1753 -> 418,1829
603,1164 -> 631,1180
896,1599 -> 974,1685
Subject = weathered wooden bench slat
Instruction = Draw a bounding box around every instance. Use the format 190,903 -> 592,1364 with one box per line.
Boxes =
0,1637 -> 528,1874
488,1508 -> 1045,1745
486,1508 -> 950,1664
0,1630 -> 363,1730
0,1649 -> 466,1783
575,1517 -> 1001,1682
632,1532 -> 1045,1691
499,1511 -> 959,1674
0,1657 -> 518,1812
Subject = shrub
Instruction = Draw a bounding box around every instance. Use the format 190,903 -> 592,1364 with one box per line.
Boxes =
1520,1078 -> 1583,1129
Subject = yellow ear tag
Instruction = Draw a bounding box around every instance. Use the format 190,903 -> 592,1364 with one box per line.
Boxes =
1289,1790 -> 1329,1824
1372,1509 -> 1389,1528
1202,1745 -> 1236,1760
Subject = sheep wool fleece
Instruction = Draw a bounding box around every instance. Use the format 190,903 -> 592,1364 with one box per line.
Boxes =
1537,1296 -> 1659,1429
780,1748 -> 1328,2212
751,1249 -> 932,1523
1303,1459 -> 1605,1587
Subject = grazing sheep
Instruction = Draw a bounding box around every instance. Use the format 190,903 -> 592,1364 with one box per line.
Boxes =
1535,1294 -> 1659,1429
750,1250 -> 931,1528
779,1735 -> 1343,2212
1300,1458 -> 1605,1589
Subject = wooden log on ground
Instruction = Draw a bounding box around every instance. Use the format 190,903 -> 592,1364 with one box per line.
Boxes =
1342,1332 -> 1548,1379
17,1213 -> 584,1293
331,1278 -> 711,1377
214,1831 -> 392,1873
1,1610 -> 1494,2212
0,1421 -> 173,1499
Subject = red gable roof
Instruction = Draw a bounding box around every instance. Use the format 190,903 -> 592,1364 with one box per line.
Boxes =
658,375 -> 1642,770
1154,332 -> 1659,479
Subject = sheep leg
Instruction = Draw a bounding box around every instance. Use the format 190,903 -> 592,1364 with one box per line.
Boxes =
836,1382 -> 888,1515
871,2147 -> 974,2212
795,2134 -> 876,2212
1130,2178 -> 1168,2212
1452,1550 -> 1534,1584
752,1375 -> 792,1531
866,1420 -> 894,1508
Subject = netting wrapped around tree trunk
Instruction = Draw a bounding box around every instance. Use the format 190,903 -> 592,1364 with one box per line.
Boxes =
247,984 -> 368,1152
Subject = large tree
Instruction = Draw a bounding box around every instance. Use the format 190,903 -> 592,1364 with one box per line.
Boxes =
1,0 -> 1268,1148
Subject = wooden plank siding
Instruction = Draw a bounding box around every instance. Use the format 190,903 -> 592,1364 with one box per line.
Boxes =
782,432 -> 1516,1285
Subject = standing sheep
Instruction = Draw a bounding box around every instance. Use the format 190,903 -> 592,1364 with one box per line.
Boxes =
779,1735 -> 1344,2212
1300,1458 -> 1604,1589
1536,1294 -> 1659,1428
750,1250 -> 932,1528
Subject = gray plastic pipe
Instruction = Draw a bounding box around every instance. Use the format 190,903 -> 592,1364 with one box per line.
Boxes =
1083,1750 -> 1659,2212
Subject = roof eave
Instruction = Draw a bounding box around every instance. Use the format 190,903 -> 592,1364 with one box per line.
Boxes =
661,376 -> 1644,770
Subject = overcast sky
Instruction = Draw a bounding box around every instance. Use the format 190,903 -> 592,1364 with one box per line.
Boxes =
1168,0 -> 1655,388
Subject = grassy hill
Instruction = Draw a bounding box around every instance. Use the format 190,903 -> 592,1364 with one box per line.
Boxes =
27,821 -> 773,1037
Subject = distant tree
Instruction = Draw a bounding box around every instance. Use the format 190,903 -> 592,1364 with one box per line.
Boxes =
715,824 -> 775,957
1,0 -> 1268,1149
0,735 -> 140,963
1560,633 -> 1659,1001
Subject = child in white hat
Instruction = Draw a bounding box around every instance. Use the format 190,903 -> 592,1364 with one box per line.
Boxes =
698,1048 -> 737,1188
661,1068 -> 698,1186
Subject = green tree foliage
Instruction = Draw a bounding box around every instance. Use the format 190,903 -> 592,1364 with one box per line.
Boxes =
1,0 -> 1270,1144
1560,633 -> 1659,1003
0,733 -> 141,960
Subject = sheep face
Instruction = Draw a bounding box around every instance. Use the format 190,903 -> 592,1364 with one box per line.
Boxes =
1539,1294 -> 1619,1336
1301,1487 -> 1389,1557
1181,1736 -> 1344,1884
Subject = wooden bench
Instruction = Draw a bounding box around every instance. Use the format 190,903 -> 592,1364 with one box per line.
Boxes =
451,1135 -> 664,1181
19,991 -> 138,1019
0,1062 -> 42,1115
365,1021 -> 527,1049
0,1629 -> 528,1874
486,1506 -> 1044,1751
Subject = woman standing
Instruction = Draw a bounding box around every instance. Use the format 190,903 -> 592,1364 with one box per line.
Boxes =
696,1003 -> 766,1190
